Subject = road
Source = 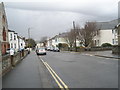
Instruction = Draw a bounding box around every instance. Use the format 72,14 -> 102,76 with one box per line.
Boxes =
40,51 -> 118,88
3,51 -> 118,88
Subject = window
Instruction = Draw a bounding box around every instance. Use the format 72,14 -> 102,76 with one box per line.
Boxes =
94,40 -> 96,46
2,27 -> 6,41
11,43 -> 13,48
14,35 -> 16,40
14,44 -> 16,49
112,39 -> 115,44
112,30 -> 114,34
55,38 -> 57,42
97,40 -> 99,46
115,30 -> 118,34
2,15 -> 5,25
10,33 -> 12,40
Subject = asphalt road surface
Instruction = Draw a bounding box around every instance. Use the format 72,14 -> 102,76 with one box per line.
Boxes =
3,51 -> 118,88
40,51 -> 118,88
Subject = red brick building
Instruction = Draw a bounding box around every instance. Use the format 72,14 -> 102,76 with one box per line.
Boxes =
0,2 -> 9,55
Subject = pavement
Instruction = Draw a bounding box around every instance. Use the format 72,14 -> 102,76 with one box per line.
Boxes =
2,51 -> 58,88
81,50 -> 120,59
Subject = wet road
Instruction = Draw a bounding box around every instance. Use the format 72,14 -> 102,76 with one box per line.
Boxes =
40,51 -> 118,88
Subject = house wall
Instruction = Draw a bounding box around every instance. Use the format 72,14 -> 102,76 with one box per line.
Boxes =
14,33 -> 19,51
0,3 -> 9,55
94,29 -> 118,46
19,38 -> 25,50
8,31 -> 19,52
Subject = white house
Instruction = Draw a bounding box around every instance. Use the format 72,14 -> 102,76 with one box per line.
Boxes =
51,33 -> 69,48
47,33 -> 82,49
8,30 -> 19,52
18,36 -> 25,51
94,19 -> 118,46
94,29 -> 114,46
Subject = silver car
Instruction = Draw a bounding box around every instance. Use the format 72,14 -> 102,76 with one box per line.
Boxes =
36,48 -> 46,55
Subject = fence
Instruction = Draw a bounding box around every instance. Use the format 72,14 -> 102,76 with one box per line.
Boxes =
2,50 -> 28,76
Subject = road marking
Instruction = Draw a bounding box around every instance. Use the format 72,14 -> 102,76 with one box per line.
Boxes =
40,59 -> 64,89
44,62 -> 64,90
40,58 -> 69,90
45,62 -> 69,90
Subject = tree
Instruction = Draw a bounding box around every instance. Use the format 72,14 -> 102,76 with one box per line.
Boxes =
40,36 -> 48,43
78,22 -> 100,47
40,36 -> 48,47
65,29 -> 77,51
26,38 -> 36,48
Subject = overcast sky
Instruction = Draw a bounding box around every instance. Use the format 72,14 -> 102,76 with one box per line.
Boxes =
1,0 -> 120,40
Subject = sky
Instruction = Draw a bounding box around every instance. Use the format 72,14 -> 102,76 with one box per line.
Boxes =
0,0 -> 120,41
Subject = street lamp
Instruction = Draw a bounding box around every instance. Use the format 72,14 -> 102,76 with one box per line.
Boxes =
73,21 -> 77,52
28,28 -> 31,54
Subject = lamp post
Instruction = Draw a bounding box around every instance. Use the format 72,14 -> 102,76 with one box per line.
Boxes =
28,28 -> 31,54
73,21 -> 77,52
118,24 -> 120,46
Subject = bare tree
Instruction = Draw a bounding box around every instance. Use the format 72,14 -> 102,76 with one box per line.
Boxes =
65,29 -> 77,51
40,36 -> 47,43
40,36 -> 48,47
78,22 -> 100,47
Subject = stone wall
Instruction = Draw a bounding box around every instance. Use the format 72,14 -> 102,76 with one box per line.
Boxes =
2,50 -> 28,76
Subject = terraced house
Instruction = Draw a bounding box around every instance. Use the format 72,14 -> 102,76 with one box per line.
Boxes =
0,2 -> 9,55
8,30 -> 19,52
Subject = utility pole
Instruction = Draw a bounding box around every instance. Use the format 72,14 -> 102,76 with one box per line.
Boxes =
73,21 -> 77,52
28,28 -> 31,54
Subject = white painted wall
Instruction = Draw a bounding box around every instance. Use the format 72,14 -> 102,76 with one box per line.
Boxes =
94,29 -> 118,46
8,31 -> 19,52
100,30 -> 113,45
18,37 -> 25,51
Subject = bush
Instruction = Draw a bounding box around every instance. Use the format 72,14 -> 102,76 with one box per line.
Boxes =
101,43 -> 112,47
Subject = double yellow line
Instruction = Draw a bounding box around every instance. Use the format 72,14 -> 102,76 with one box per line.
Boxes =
40,58 -> 69,90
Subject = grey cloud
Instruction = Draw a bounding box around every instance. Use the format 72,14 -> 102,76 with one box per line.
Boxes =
3,0 -> 119,40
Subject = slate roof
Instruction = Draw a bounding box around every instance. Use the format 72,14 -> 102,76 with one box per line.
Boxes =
96,19 -> 119,30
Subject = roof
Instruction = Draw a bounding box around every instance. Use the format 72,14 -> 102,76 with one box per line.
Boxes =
96,19 -> 119,30
8,30 -> 15,32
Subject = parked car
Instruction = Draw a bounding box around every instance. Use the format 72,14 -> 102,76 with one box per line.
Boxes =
36,48 -> 46,55
53,47 -> 60,52
46,47 -> 51,51
50,47 -> 54,51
